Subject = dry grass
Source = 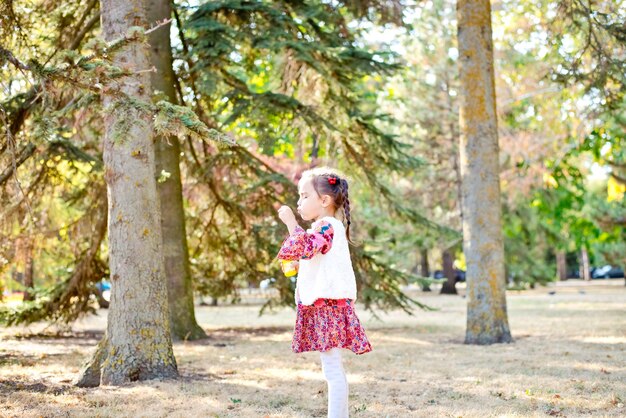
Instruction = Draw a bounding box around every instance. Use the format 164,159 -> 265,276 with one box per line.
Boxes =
1,280 -> 625,417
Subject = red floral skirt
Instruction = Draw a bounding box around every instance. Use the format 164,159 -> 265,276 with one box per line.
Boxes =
292,298 -> 372,355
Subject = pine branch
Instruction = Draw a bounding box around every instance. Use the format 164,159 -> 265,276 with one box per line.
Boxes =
69,12 -> 101,51
0,143 -> 35,186
0,46 -> 30,70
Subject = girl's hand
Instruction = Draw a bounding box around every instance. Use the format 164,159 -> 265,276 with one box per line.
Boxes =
278,205 -> 299,234
278,205 -> 296,225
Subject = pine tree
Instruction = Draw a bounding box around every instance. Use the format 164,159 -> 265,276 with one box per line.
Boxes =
1,0 -> 446,326
76,0 -> 181,386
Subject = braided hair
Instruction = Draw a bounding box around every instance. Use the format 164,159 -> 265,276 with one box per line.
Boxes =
301,167 -> 353,243
339,178 -> 352,242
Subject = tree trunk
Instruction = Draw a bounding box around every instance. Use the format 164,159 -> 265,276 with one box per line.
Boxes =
76,0 -> 178,386
457,0 -> 512,344
580,248 -> 590,281
75,336 -> 108,387
419,247 -> 431,291
556,250 -> 567,281
420,248 -> 430,278
147,0 -> 206,341
22,239 -> 34,302
440,249 -> 457,294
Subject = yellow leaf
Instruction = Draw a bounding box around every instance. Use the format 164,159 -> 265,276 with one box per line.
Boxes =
542,173 -> 558,188
607,175 -> 625,202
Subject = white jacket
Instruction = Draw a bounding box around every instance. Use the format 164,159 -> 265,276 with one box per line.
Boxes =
296,216 -> 357,305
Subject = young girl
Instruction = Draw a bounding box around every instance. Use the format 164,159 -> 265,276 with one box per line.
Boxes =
276,167 -> 372,418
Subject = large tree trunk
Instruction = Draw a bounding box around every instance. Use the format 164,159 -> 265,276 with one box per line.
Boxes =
147,0 -> 206,341
440,249 -> 457,294
457,0 -> 512,344
77,0 -> 178,386
556,250 -> 567,281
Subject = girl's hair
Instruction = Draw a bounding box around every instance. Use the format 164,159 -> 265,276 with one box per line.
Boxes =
300,167 -> 353,243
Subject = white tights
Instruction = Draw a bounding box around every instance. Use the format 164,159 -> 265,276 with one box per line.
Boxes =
320,348 -> 349,418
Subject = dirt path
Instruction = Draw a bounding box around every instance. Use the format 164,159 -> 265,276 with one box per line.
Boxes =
1,280 -> 625,417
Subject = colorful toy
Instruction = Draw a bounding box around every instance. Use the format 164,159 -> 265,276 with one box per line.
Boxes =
281,260 -> 298,277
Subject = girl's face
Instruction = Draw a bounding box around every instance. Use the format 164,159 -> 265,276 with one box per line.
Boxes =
297,177 -> 333,221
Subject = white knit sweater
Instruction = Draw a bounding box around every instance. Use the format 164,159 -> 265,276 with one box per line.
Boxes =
296,216 -> 357,305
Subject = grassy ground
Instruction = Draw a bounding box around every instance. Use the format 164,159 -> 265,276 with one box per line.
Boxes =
1,280 -> 625,417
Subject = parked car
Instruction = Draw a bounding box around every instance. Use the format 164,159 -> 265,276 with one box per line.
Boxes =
433,269 -> 466,282
96,280 -> 111,303
96,281 -> 111,292
591,265 -> 625,279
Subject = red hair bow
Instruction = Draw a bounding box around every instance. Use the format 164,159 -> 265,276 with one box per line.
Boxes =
328,177 -> 338,185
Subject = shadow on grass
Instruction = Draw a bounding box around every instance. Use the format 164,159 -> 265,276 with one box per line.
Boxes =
0,377 -> 70,395
186,325 -> 294,345
2,329 -> 104,346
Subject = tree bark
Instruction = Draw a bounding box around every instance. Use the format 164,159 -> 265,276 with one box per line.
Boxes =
556,250 -> 567,281
580,248 -> 590,281
420,248 -> 430,278
76,0 -> 178,386
440,249 -> 457,294
75,335 -> 108,387
457,0 -> 512,344
147,0 -> 206,341
22,239 -> 35,302
419,247 -> 431,291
